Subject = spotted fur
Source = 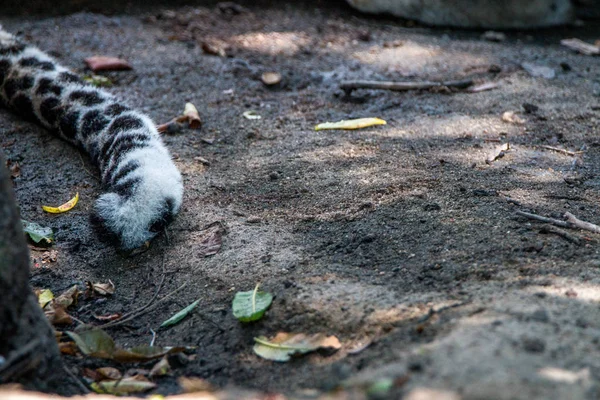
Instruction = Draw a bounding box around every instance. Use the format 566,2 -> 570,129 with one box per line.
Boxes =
0,28 -> 183,251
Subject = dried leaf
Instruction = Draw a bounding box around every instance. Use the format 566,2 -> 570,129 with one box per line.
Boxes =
45,303 -> 73,326
85,56 -> 133,72
156,119 -> 183,134
22,220 -> 54,244
66,328 -> 193,362
42,192 -> 79,214
315,118 -> 386,131
261,71 -> 281,86
243,110 -> 261,120
7,160 -> 20,178
182,102 -> 202,129
92,313 -> 122,322
66,329 -> 116,358
96,367 -> 122,381
54,285 -> 80,308
59,341 -> 79,355
253,333 -> 341,362
112,346 -> 193,363
486,143 -> 510,164
36,289 -> 54,308
91,375 -> 156,395
149,357 -> 171,377
196,222 -> 225,257
560,38 -> 600,56
87,280 -> 115,296
178,377 -> 215,393
160,299 -> 200,328
232,284 -> 273,322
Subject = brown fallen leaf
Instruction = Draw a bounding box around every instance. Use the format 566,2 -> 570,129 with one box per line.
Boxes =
58,341 -> 79,355
149,356 -> 171,377
41,250 -> 58,263
84,56 -> 133,72
156,120 -> 184,134
92,312 -> 122,322
195,222 -> 226,257
54,285 -> 80,308
44,302 -> 73,325
178,102 -> 202,129
7,160 -> 20,178
86,280 -> 115,296
178,376 -> 215,393
261,71 -> 282,86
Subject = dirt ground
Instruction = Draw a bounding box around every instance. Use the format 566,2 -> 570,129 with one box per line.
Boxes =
2,1 -> 600,399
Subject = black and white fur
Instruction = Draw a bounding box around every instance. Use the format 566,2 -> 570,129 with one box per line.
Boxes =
0,28 -> 183,251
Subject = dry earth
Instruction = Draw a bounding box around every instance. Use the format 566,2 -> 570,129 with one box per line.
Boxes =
2,1 -> 600,399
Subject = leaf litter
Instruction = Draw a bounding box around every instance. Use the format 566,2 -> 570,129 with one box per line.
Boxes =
232,283 -> 273,322
253,332 -> 341,362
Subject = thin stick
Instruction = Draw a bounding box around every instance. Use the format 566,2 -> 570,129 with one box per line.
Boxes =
538,145 -> 584,157
538,224 -> 581,245
98,282 -> 187,329
62,364 -> 90,394
340,78 -> 473,94
516,211 -> 571,228
564,212 -> 600,234
98,256 -> 167,329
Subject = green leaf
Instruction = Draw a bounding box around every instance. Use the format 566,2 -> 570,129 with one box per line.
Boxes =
22,219 -> 54,244
160,299 -> 200,328
66,328 -> 116,358
232,284 -> 273,322
253,333 -> 341,362
83,74 -> 112,87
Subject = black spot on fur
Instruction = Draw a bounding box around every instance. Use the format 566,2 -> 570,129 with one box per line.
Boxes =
36,78 -> 62,96
99,133 -> 150,168
58,110 -> 80,140
19,57 -> 55,71
0,43 -> 25,55
69,90 -> 105,107
107,115 -> 145,136
0,60 -> 11,86
81,109 -> 110,139
3,75 -> 34,99
105,159 -> 140,186
104,103 -> 130,117
112,176 -> 141,197
11,94 -> 39,123
58,71 -> 82,84
150,198 -> 176,232
40,97 -> 61,126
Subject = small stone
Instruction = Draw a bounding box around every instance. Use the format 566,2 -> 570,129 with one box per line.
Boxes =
530,309 -> 549,323
246,216 -> 261,224
522,336 -> 546,353
522,103 -> 539,114
482,31 -> 506,42
269,171 -> 280,181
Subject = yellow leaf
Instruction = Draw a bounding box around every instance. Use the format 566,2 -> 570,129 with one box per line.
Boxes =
42,192 -> 79,214
37,289 -> 54,308
315,117 -> 386,131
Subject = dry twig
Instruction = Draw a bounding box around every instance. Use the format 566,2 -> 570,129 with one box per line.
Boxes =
538,145 -> 584,157
564,212 -> 600,234
538,224 -> 582,245
340,79 -> 473,94
516,211 -> 571,228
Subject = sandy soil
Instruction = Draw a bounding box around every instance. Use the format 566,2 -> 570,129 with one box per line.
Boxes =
2,2 -> 600,399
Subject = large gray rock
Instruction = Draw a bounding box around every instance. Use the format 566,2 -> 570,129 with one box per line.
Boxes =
346,0 -> 574,28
